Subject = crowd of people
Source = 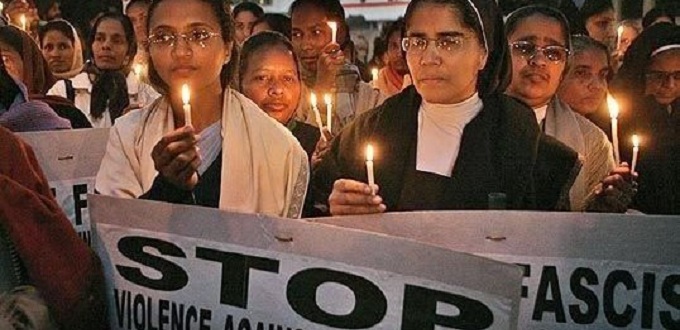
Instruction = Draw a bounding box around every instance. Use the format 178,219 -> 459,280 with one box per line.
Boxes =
0,0 -> 678,327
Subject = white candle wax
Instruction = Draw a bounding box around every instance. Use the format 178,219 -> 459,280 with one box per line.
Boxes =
366,144 -> 375,194
327,21 -> 337,44
631,135 -> 640,174
324,94 -> 332,134
310,93 -> 326,141
607,94 -> 621,164
181,84 -> 192,127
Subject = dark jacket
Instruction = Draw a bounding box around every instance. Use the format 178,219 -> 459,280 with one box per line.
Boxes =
313,86 -> 580,212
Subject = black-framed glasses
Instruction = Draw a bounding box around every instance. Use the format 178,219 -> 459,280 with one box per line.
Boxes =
401,36 -> 468,54
645,71 -> 680,85
147,29 -> 221,49
510,41 -> 570,63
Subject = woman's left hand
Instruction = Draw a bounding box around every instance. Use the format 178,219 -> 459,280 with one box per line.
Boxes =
586,163 -> 638,213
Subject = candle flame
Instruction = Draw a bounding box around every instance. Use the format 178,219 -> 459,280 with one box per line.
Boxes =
133,64 -> 142,77
181,84 -> 190,105
323,94 -> 332,105
632,134 -> 640,147
310,92 -> 317,107
366,144 -> 374,162
19,14 -> 26,28
607,94 -> 619,119
371,68 -> 379,81
617,26 -> 624,37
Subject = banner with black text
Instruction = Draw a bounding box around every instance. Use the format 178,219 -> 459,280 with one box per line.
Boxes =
318,211 -> 680,329
19,129 -> 110,244
89,195 -> 523,330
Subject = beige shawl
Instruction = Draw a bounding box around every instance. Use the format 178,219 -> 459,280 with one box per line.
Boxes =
95,89 -> 309,218
546,98 -> 616,211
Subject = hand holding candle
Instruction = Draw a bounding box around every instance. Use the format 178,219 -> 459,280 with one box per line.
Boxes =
327,21 -> 338,44
631,134 -> 640,174
181,84 -> 192,127
324,93 -> 332,134
366,144 -> 375,195
607,94 -> 620,164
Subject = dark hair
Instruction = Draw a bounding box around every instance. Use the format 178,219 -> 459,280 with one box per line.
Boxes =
125,0 -> 152,13
36,0 -> 59,20
38,19 -> 76,47
505,5 -> 572,51
89,13 -> 137,70
238,31 -> 300,91
253,13 -> 292,40
579,0 -> 614,23
383,17 -> 405,41
403,0 -> 511,96
233,2 -> 264,19
570,34 -> 612,80
0,25 -> 23,55
290,0 -> 350,46
642,6 -> 676,29
146,0 -> 237,94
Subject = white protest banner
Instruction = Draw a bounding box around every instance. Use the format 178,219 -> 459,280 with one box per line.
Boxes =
90,195 -> 523,329
317,211 -> 680,329
18,128 -> 110,244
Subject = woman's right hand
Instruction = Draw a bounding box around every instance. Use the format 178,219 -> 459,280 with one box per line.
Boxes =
329,179 -> 386,216
151,126 -> 201,191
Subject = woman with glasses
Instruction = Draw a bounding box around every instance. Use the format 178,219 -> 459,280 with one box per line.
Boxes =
47,13 -> 159,128
312,0 -> 583,215
612,22 -> 679,215
506,6 -> 634,212
95,0 -> 309,218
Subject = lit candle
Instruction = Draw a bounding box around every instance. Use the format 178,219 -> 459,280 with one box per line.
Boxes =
133,64 -> 143,79
0,2 -> 4,13
324,93 -> 332,134
181,84 -> 192,127
616,25 -> 624,52
631,134 -> 640,174
371,68 -> 379,82
327,21 -> 337,44
310,93 -> 326,141
19,14 -> 26,31
366,144 -> 375,194
607,94 -> 620,164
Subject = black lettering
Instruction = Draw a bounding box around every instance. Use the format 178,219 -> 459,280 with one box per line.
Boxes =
603,270 -> 636,327
200,309 -> 211,330
196,247 -> 279,308
116,236 -> 188,291
114,289 -> 128,328
641,273 -> 655,329
256,322 -> 265,330
186,306 -> 198,327
159,299 -> 169,330
224,315 -> 234,330
401,284 -> 493,330
73,184 -> 88,226
568,267 -> 599,324
147,296 -> 159,330
517,264 -> 531,298
532,266 -> 566,323
238,318 -> 251,330
50,187 -> 56,197
661,275 -> 680,329
172,303 -> 184,329
287,268 -> 387,329
134,294 -> 146,330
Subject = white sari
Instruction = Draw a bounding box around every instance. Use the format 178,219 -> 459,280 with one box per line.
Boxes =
95,89 -> 309,218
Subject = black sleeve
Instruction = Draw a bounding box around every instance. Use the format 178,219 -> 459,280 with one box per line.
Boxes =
139,175 -> 195,205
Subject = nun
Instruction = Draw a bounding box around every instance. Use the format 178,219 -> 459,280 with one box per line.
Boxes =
312,0 -> 582,215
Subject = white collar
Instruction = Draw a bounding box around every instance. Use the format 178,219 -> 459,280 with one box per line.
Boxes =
533,104 -> 549,124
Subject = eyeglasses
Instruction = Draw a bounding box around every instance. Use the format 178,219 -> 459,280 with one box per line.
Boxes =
401,36 -> 468,54
645,71 -> 680,85
510,41 -> 570,63
147,29 -> 221,49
